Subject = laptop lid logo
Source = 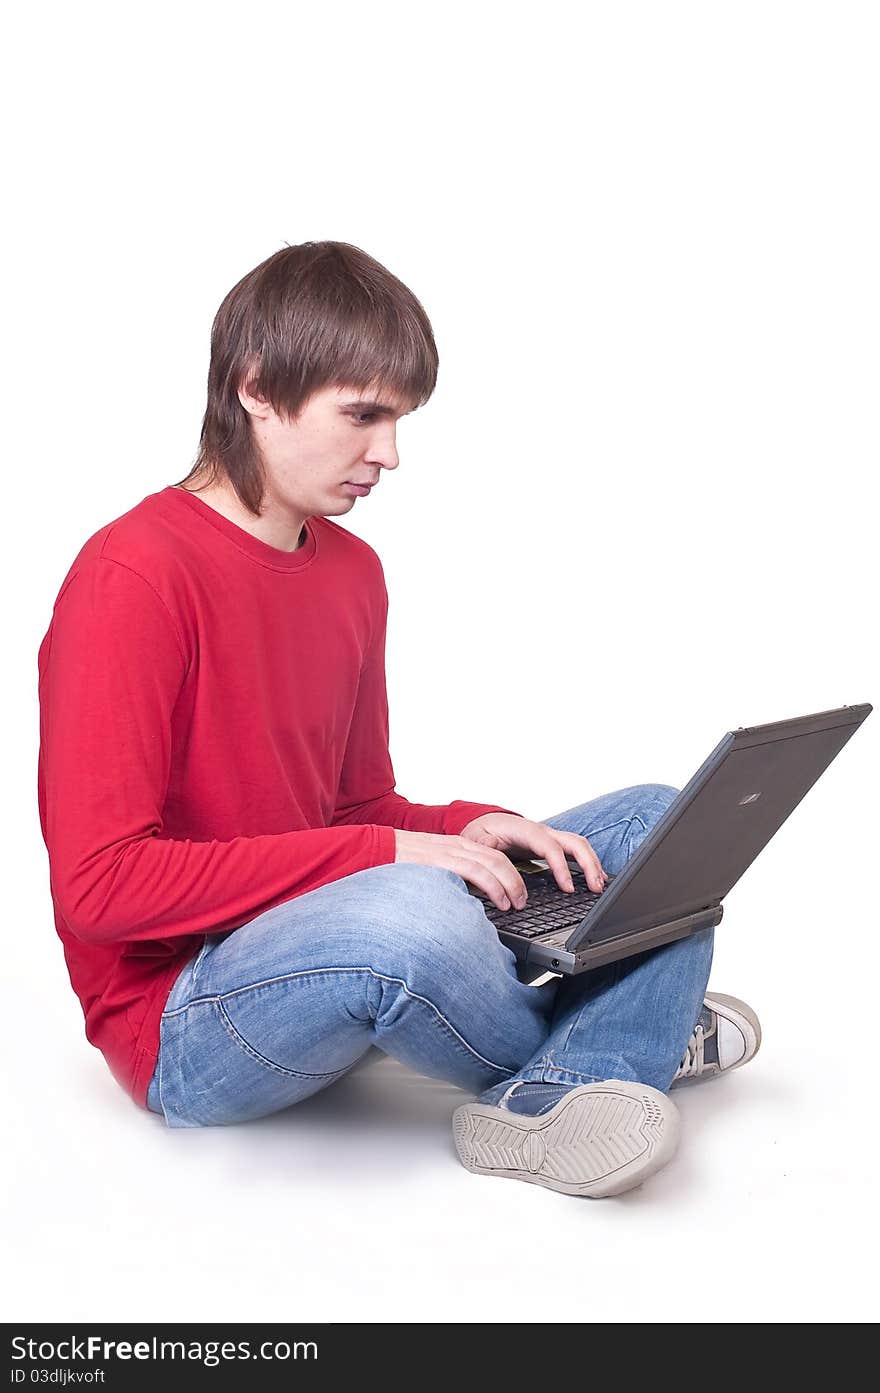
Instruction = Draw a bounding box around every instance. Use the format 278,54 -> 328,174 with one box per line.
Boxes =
738,792 -> 762,805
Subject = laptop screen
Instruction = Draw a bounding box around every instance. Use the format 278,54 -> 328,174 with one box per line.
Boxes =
574,711 -> 869,947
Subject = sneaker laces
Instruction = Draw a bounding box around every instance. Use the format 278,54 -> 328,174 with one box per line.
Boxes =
674,1023 -> 705,1080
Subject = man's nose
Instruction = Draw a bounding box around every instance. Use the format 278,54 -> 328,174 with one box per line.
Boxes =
365,434 -> 400,471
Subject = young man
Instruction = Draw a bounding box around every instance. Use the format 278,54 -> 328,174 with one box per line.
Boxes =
37,240 -> 760,1198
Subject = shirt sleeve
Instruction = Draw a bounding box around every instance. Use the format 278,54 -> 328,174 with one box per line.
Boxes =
330,575 -> 523,835
37,557 -> 398,947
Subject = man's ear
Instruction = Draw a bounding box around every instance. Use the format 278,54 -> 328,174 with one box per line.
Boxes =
237,357 -> 272,418
238,381 -> 272,419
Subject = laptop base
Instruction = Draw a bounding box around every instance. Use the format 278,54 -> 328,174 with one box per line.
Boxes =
503,905 -> 724,977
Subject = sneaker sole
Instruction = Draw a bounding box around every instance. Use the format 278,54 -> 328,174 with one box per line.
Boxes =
452,1079 -> 680,1198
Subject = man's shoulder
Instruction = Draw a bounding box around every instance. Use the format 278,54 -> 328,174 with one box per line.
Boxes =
315,515 -> 386,585
52,492 -> 388,609
51,489 -> 189,608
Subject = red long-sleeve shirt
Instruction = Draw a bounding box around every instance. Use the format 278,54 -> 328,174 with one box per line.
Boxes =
37,485 -> 521,1109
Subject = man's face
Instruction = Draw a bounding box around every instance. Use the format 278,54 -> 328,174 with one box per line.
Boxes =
242,380 -> 415,520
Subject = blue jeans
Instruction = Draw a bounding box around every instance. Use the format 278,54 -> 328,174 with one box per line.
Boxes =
146,784 -> 715,1127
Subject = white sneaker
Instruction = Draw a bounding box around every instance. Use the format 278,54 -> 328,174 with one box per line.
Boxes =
452,1078 -> 680,1197
671,992 -> 762,1086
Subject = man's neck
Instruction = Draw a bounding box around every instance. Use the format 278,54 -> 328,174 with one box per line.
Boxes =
175,481 -> 306,553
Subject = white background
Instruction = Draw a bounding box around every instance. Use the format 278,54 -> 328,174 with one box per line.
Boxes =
4,0 -> 878,1325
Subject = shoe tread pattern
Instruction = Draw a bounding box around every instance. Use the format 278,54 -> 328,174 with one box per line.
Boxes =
452,1082 -> 678,1197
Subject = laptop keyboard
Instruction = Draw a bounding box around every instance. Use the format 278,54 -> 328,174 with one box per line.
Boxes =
480,873 -> 615,937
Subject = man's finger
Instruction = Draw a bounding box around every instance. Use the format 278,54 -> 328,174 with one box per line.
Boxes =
471,848 -> 529,909
553,834 -> 606,893
543,844 -> 577,894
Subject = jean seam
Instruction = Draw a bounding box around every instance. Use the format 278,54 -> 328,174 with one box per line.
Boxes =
539,814 -> 638,841
515,1065 -> 623,1085
215,999 -> 354,1080
166,965 -> 515,1079
187,935 -> 212,992
151,1013 -> 173,1119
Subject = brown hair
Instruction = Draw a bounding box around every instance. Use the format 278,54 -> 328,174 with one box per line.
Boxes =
173,241 -> 439,514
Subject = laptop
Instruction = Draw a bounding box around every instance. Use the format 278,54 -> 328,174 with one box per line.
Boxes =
468,704 -> 872,977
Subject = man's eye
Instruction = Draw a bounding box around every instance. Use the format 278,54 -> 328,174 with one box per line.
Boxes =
354,413 -> 376,425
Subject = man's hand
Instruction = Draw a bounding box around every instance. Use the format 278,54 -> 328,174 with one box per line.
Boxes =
393,813 -> 607,914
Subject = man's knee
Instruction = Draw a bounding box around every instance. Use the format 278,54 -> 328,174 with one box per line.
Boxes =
366,862 -> 472,917
604,782 -> 678,827
634,782 -> 680,822
334,862 -> 496,973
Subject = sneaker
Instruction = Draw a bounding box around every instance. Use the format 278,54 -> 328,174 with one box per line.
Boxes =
452,1078 -> 680,1197
671,992 -> 762,1087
